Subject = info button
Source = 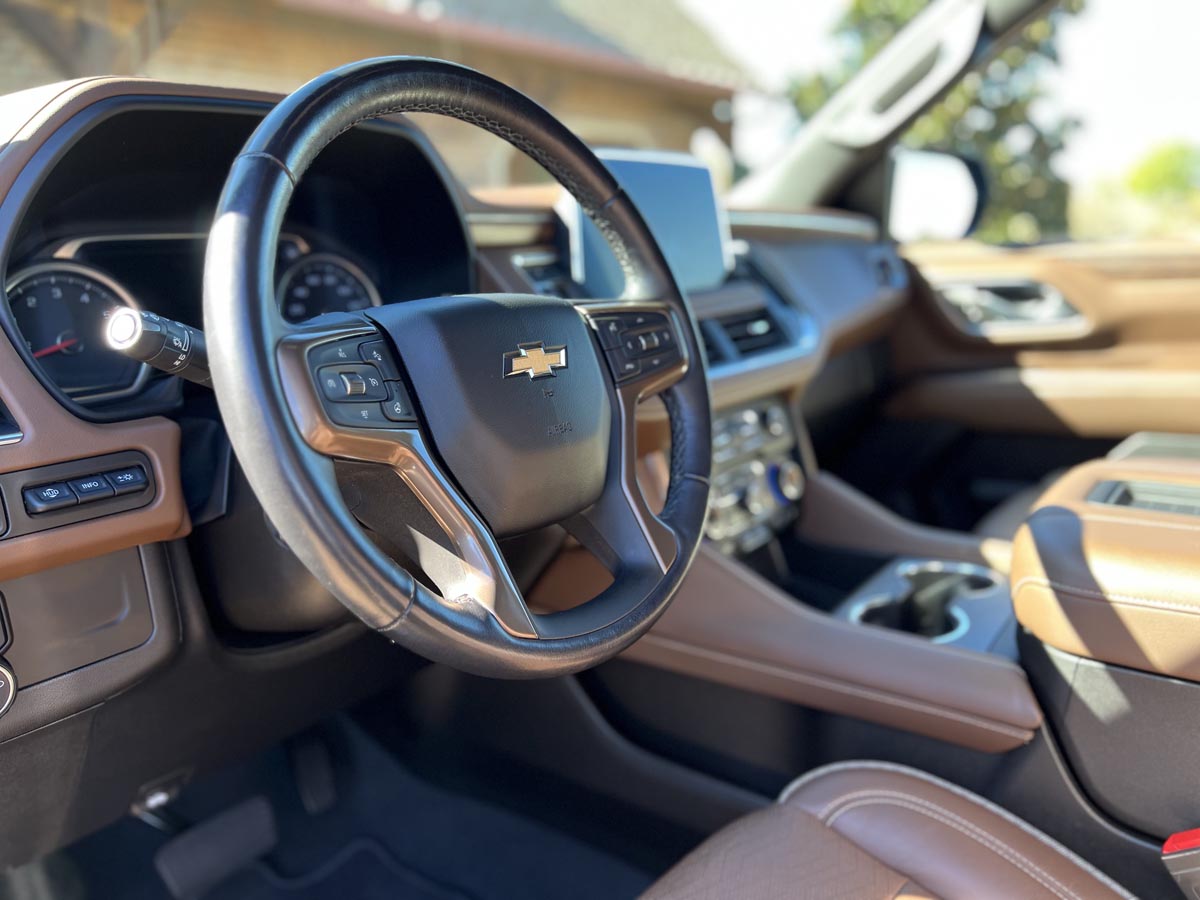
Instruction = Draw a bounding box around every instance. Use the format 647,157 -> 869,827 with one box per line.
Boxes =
69,475 -> 115,502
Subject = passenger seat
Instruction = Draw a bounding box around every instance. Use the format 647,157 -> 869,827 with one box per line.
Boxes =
973,473 -> 1061,541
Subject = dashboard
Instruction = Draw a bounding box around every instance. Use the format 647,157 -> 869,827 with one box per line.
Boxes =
0,80 -> 911,867
2,103 -> 472,419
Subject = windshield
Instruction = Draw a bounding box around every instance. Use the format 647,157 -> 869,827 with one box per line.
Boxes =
0,0 -> 857,195
4,1 -> 1196,244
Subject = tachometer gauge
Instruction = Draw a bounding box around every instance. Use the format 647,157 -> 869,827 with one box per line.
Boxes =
276,253 -> 381,323
5,262 -> 146,401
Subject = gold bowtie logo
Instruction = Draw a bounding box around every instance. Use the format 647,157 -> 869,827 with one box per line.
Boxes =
503,341 -> 568,379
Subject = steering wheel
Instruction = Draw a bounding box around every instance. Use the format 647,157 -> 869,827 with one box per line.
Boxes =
204,57 -> 712,677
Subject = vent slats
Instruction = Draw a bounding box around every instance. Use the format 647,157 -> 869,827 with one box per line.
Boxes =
718,309 -> 783,356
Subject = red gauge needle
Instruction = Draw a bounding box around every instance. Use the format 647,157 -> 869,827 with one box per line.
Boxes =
33,338 -> 79,358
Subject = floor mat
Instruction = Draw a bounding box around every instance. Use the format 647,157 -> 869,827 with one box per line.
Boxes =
65,715 -> 652,900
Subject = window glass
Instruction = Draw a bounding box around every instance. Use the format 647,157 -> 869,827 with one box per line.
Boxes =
900,0 -> 1200,244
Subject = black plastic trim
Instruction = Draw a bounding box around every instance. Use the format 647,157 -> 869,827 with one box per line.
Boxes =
0,450 -> 155,538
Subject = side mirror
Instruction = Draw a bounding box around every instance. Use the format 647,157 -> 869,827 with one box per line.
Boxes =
887,149 -> 984,243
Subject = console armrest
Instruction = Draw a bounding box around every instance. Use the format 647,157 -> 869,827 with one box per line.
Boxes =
1013,458 -> 1200,682
625,543 -> 1041,752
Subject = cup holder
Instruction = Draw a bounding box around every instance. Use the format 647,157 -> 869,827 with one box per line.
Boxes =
849,562 -> 1001,643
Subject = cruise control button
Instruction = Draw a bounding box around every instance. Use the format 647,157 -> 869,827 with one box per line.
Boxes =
105,465 -> 149,495
68,475 -> 115,502
317,364 -> 387,402
23,482 -> 77,514
358,340 -> 401,380
325,401 -> 391,429
381,383 -> 416,422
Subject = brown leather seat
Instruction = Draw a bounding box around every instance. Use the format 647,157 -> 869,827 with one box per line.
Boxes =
643,762 -> 1133,900
974,472 -> 1064,541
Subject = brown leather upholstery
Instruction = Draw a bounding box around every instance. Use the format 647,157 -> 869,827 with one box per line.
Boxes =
643,762 -> 1132,900
1012,457 -> 1200,682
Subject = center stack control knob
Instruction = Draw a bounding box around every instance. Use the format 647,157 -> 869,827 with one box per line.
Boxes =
769,460 -> 805,503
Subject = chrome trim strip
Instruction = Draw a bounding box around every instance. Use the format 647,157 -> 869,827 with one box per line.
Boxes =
511,249 -> 558,269
727,211 -> 880,242
48,230 -> 313,259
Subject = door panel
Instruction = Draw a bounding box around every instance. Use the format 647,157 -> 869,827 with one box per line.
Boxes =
890,240 -> 1200,438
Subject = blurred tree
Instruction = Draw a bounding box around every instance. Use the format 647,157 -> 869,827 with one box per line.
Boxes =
1126,142 -> 1200,200
789,0 -> 1086,243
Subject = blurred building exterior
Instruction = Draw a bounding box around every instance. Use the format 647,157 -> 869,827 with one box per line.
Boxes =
0,0 -> 747,187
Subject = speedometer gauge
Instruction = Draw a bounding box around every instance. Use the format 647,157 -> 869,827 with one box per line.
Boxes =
276,253 -> 381,323
6,262 -> 146,401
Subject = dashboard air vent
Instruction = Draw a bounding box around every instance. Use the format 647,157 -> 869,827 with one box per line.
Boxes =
718,308 -> 784,357
699,322 -> 725,365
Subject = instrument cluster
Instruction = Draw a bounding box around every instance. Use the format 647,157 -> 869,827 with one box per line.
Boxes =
4,233 -> 383,407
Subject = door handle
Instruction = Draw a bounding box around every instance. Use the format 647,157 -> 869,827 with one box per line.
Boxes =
934,279 -> 1089,342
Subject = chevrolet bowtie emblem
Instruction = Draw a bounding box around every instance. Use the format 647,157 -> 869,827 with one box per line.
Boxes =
503,341 -> 568,380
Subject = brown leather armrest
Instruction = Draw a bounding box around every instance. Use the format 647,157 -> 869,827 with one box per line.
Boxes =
621,544 -> 1041,753
532,456 -> 1041,753
1013,458 -> 1200,681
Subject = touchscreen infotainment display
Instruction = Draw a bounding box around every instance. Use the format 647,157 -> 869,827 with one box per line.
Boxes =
563,148 -> 731,298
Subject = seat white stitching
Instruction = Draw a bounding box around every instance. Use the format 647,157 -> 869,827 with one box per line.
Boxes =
777,762 -> 1135,900
1013,575 -> 1200,618
821,793 -> 1082,900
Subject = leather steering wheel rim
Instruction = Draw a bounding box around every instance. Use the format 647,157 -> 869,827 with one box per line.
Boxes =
204,57 -> 712,677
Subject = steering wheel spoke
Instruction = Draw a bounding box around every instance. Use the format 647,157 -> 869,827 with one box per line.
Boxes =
277,319 -> 537,639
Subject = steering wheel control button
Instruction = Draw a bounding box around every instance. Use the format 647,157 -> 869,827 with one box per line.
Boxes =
104,465 -> 149,495
23,482 -> 78,514
593,310 -> 681,383
604,346 -> 641,381
340,372 -> 367,396
326,400 -> 390,429
307,338 -> 364,369
317,364 -> 387,402
593,317 -> 624,349
381,383 -> 416,422
68,475 -> 116,503
358,340 -> 401,380
0,661 -> 14,720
